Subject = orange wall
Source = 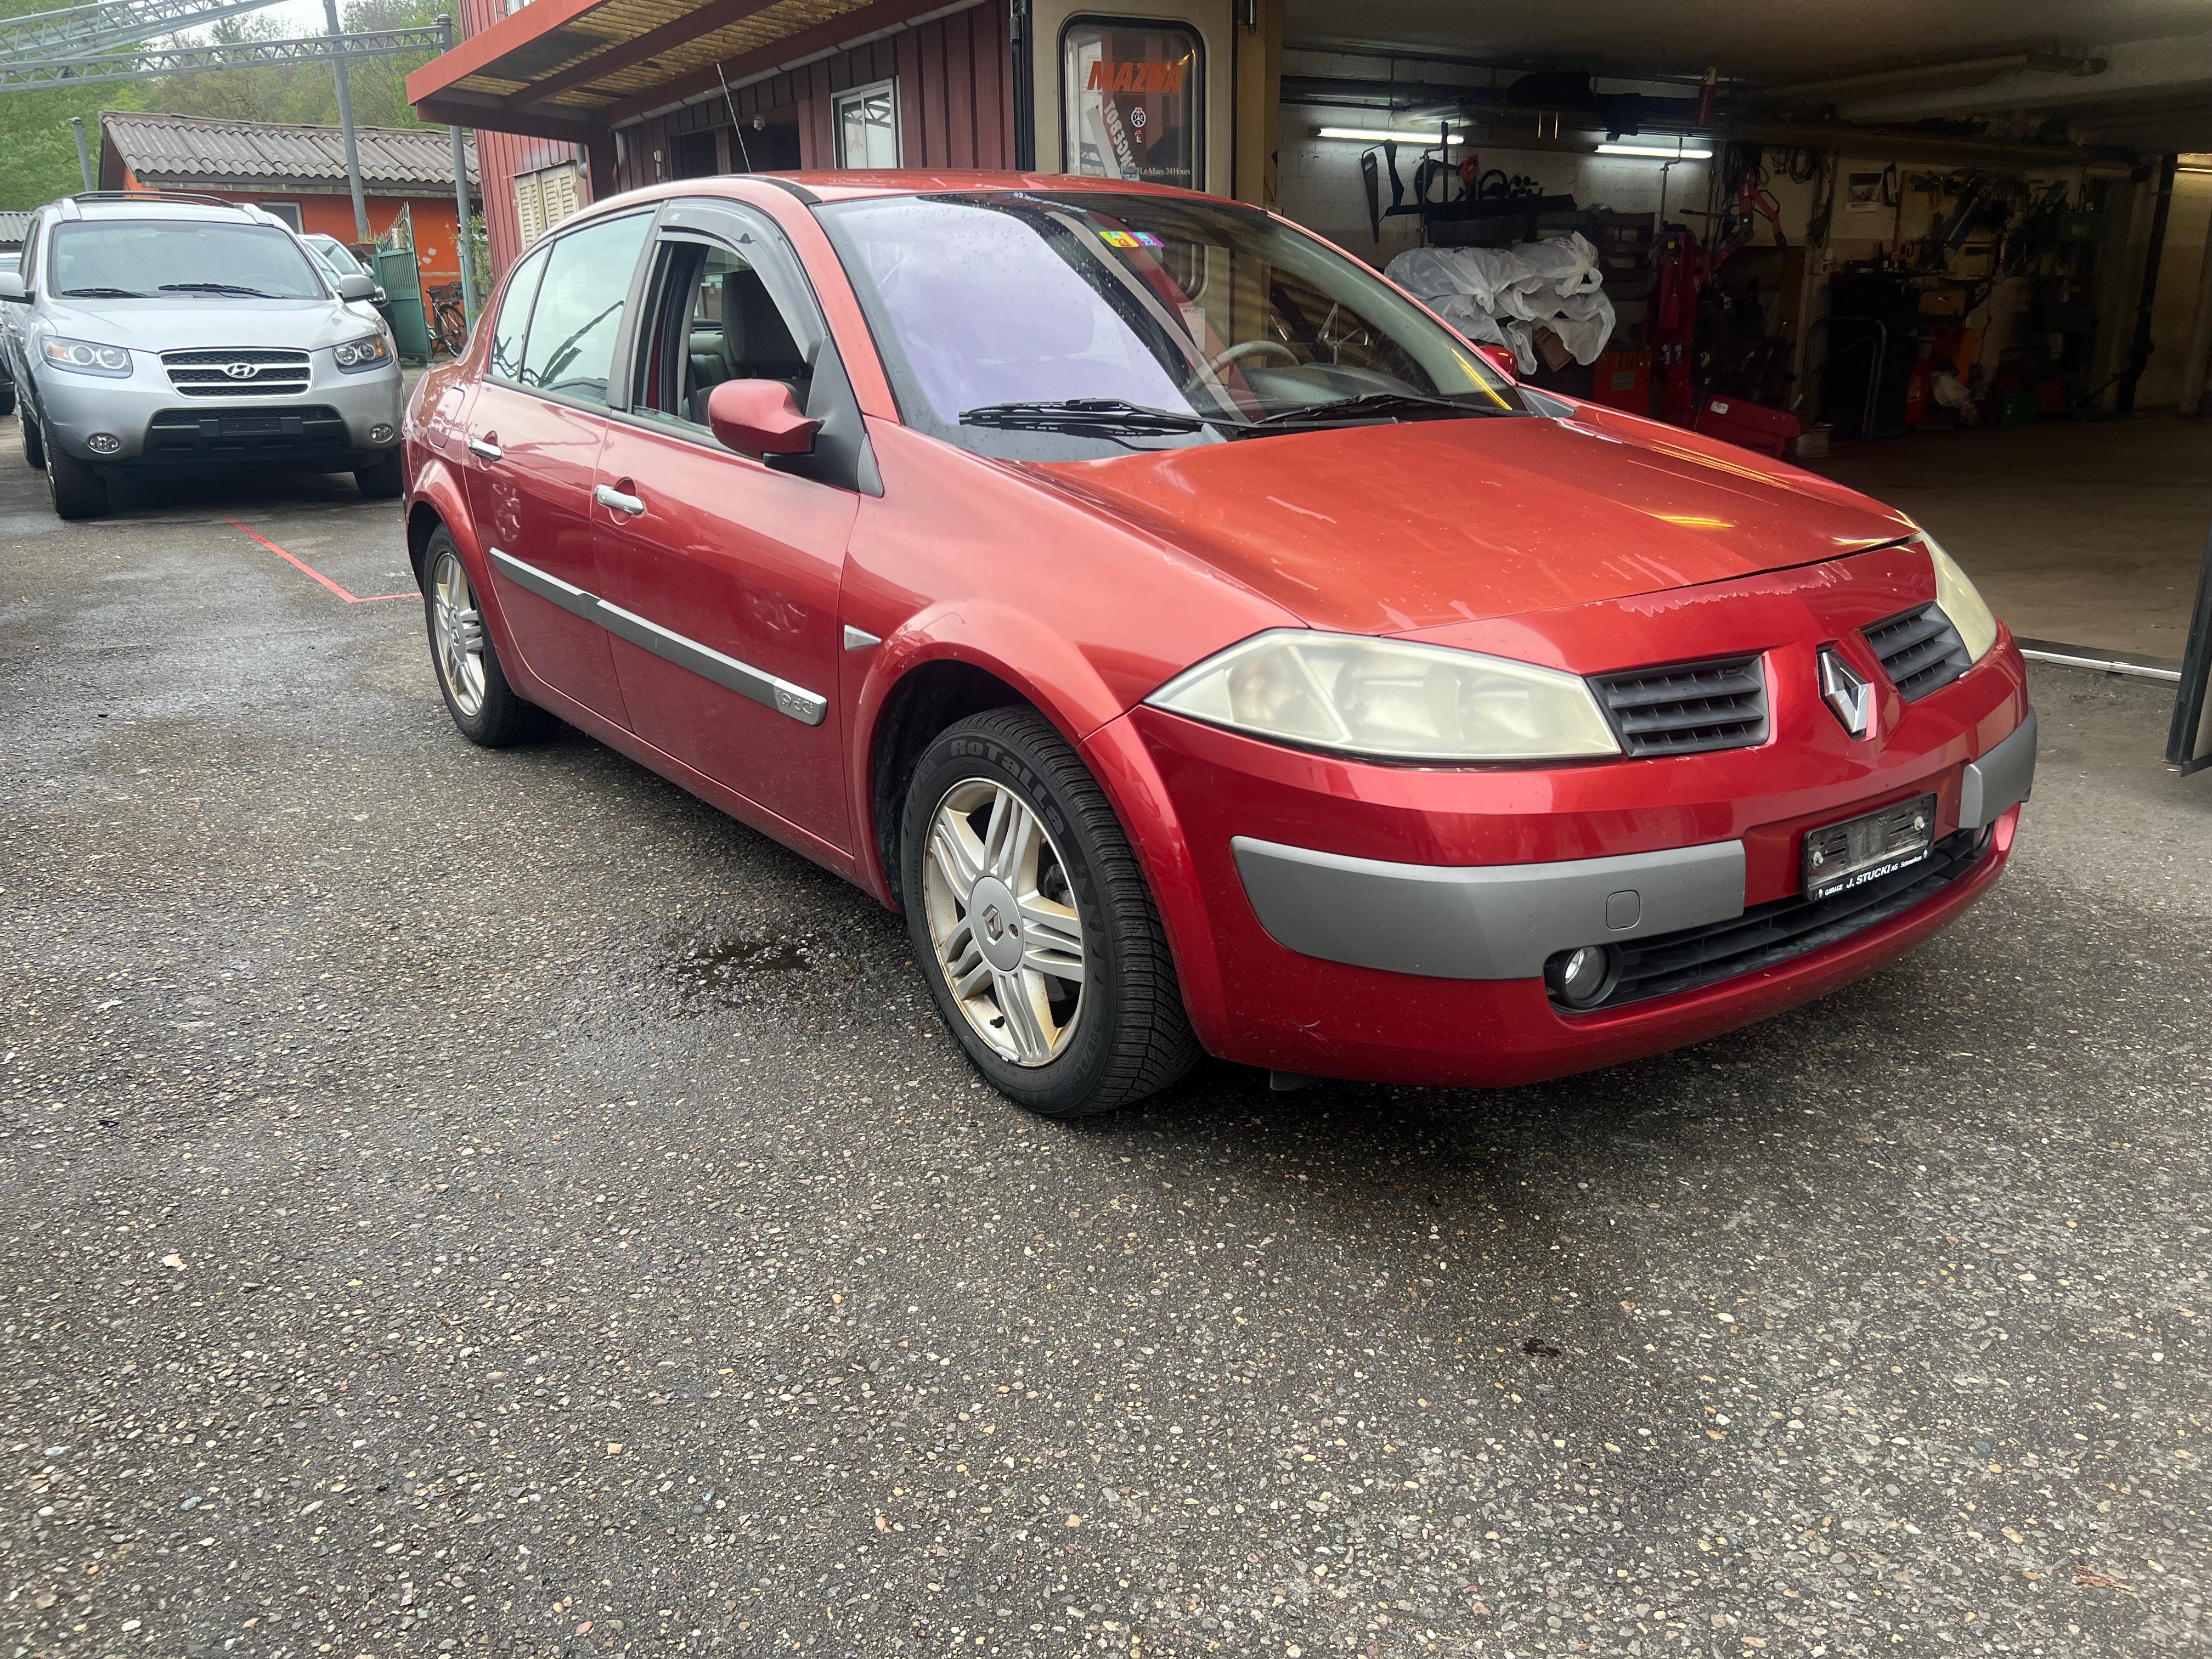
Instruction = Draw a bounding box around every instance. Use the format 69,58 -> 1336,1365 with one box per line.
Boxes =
218,190 -> 467,284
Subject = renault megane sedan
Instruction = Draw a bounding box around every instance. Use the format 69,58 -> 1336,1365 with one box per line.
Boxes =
398,171 -> 2034,1119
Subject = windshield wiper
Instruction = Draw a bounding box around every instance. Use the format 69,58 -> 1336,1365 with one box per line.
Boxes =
60,286 -> 146,298
159,282 -> 281,298
960,398 -> 1218,436
1244,391 -> 1513,428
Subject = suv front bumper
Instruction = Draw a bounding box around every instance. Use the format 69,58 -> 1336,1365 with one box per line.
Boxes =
35,357 -> 403,471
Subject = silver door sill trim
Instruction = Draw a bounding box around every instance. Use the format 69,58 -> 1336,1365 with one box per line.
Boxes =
1232,835 -> 1747,980
488,546 -> 828,727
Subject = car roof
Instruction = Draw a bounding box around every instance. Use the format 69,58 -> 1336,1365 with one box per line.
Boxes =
46,193 -> 268,225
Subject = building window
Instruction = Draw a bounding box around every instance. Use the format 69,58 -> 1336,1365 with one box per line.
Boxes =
1060,18 -> 1202,191
513,161 -> 584,250
257,200 -> 303,230
834,80 -> 900,169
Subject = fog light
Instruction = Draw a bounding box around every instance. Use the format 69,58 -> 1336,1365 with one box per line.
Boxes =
1544,944 -> 1617,1008
86,433 -> 121,455
369,424 -> 395,444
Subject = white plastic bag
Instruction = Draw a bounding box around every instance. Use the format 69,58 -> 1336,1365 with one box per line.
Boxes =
1386,234 -> 1617,373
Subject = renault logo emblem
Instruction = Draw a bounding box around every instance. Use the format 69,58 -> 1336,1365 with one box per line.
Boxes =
223,361 -> 257,379
1818,646 -> 1876,738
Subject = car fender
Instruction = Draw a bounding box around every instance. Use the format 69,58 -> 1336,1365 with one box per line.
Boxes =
403,455 -> 534,690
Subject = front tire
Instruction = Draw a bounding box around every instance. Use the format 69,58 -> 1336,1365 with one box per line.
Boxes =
900,707 -> 1198,1118
355,447 -> 404,499
422,528 -> 551,747
45,426 -> 107,520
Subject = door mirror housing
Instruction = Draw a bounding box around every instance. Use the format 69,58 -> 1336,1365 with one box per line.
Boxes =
0,272 -> 28,304
708,378 -> 820,458
336,272 -> 376,302
1473,341 -> 1517,377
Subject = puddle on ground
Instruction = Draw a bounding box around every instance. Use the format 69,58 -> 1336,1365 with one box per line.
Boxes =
661,927 -> 816,1014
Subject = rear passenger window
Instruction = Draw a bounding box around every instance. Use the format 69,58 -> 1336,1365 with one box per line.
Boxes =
519,212 -> 651,404
489,242 -> 549,381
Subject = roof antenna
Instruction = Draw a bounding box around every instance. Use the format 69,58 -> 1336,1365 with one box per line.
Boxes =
717,63 -> 754,172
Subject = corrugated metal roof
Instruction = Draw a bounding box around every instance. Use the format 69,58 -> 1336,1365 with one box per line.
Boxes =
0,210 -> 31,248
101,110 -> 478,193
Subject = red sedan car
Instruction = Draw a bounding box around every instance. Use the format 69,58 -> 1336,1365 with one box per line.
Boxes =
400,172 -> 2034,1118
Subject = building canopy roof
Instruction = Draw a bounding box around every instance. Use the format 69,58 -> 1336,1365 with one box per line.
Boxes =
101,110 -> 478,195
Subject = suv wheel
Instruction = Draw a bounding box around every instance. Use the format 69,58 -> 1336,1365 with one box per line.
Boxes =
356,448 -> 404,499
900,708 -> 1199,1118
21,407 -> 44,469
423,529 -> 551,746
45,425 -> 107,520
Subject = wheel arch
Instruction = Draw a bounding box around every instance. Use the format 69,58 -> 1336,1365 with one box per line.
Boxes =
866,658 -> 1033,907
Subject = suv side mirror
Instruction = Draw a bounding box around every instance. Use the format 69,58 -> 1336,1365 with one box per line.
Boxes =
336,272 -> 376,302
708,379 -> 820,459
0,273 -> 27,304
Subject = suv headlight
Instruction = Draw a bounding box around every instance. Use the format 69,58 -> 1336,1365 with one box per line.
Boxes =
1146,629 -> 1621,762
334,334 -> 391,371
42,336 -> 131,377
1924,533 -> 1999,662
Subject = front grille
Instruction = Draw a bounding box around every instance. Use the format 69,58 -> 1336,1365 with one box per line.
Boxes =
144,405 -> 349,460
1863,604 -> 1973,702
1556,826 -> 1992,1013
161,347 -> 311,398
1589,653 -> 1769,758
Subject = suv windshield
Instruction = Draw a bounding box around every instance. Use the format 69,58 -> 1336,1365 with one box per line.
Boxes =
306,235 -> 367,279
50,221 -> 327,300
816,190 -> 1522,460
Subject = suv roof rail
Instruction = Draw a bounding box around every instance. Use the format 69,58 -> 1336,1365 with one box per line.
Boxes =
69,190 -> 245,211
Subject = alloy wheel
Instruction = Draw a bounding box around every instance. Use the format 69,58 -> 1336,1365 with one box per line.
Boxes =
430,549 -> 488,717
921,777 -> 1086,1066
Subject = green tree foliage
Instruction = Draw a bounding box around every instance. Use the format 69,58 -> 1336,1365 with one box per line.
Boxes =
0,0 -> 446,207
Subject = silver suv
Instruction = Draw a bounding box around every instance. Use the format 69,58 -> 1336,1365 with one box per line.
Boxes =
0,193 -> 404,520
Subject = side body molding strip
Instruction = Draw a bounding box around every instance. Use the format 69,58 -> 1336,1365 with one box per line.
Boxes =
488,547 -> 828,727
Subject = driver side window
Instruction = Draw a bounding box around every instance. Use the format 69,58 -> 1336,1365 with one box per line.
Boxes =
635,239 -> 812,430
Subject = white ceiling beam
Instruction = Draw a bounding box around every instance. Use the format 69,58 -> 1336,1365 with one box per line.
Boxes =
1840,33 -> 2212,122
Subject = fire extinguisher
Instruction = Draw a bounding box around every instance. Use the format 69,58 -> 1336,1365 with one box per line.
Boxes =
1904,359 -> 1931,427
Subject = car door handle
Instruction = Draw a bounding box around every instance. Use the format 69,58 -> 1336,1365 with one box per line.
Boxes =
594,483 -> 646,516
467,436 -> 502,460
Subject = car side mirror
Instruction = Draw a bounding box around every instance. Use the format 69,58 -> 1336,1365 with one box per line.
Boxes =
1473,342 -> 1517,377
0,273 -> 27,304
336,272 -> 376,302
708,378 -> 820,459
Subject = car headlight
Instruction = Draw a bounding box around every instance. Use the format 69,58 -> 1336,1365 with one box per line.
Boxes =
1146,629 -> 1621,761
334,334 -> 391,371
42,336 -> 131,377
1924,533 -> 1999,663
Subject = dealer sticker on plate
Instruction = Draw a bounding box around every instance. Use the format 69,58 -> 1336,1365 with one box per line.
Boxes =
1802,793 -> 1937,902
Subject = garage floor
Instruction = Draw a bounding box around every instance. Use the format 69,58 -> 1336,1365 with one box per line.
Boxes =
1814,414 -> 2212,665
3,426 -> 2210,1656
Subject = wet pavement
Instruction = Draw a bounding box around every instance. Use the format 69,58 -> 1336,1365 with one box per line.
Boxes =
2,421 -> 2209,1658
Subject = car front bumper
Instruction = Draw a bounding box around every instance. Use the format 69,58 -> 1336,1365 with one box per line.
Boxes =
1082,628 -> 2033,1090
33,357 -> 403,470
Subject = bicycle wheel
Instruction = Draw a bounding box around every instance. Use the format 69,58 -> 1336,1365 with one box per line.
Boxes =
433,302 -> 469,356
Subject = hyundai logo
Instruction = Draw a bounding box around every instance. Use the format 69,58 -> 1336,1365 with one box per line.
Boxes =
223,362 -> 258,379
1817,646 -> 1876,738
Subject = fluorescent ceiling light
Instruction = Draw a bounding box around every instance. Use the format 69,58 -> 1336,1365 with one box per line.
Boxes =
1596,141 -> 1713,159
1316,126 -> 1468,145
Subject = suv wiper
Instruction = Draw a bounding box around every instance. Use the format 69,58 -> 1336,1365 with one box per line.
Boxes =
159,282 -> 280,298
1245,391 -> 1512,428
60,285 -> 147,298
960,398 -> 1218,436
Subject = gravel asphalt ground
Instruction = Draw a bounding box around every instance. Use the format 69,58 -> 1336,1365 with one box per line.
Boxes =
2,425 -> 2208,1659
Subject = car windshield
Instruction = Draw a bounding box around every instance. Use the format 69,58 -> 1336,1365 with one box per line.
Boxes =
50,221 -> 326,300
816,190 -> 1522,460
307,236 -> 366,279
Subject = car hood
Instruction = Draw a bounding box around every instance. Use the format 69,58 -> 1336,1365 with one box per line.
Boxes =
1031,412 -> 1915,634
37,297 -> 375,352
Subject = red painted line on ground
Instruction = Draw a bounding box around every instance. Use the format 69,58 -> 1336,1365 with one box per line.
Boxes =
225,518 -> 414,604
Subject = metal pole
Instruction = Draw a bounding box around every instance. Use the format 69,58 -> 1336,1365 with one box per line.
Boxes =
438,16 -> 476,324
2175,197 -> 2212,417
323,0 -> 370,244
70,115 -> 94,189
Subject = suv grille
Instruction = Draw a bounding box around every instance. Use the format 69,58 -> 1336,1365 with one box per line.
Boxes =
1589,653 -> 1769,758
1863,605 -> 1973,702
1556,826 -> 1992,1013
161,347 -> 311,398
